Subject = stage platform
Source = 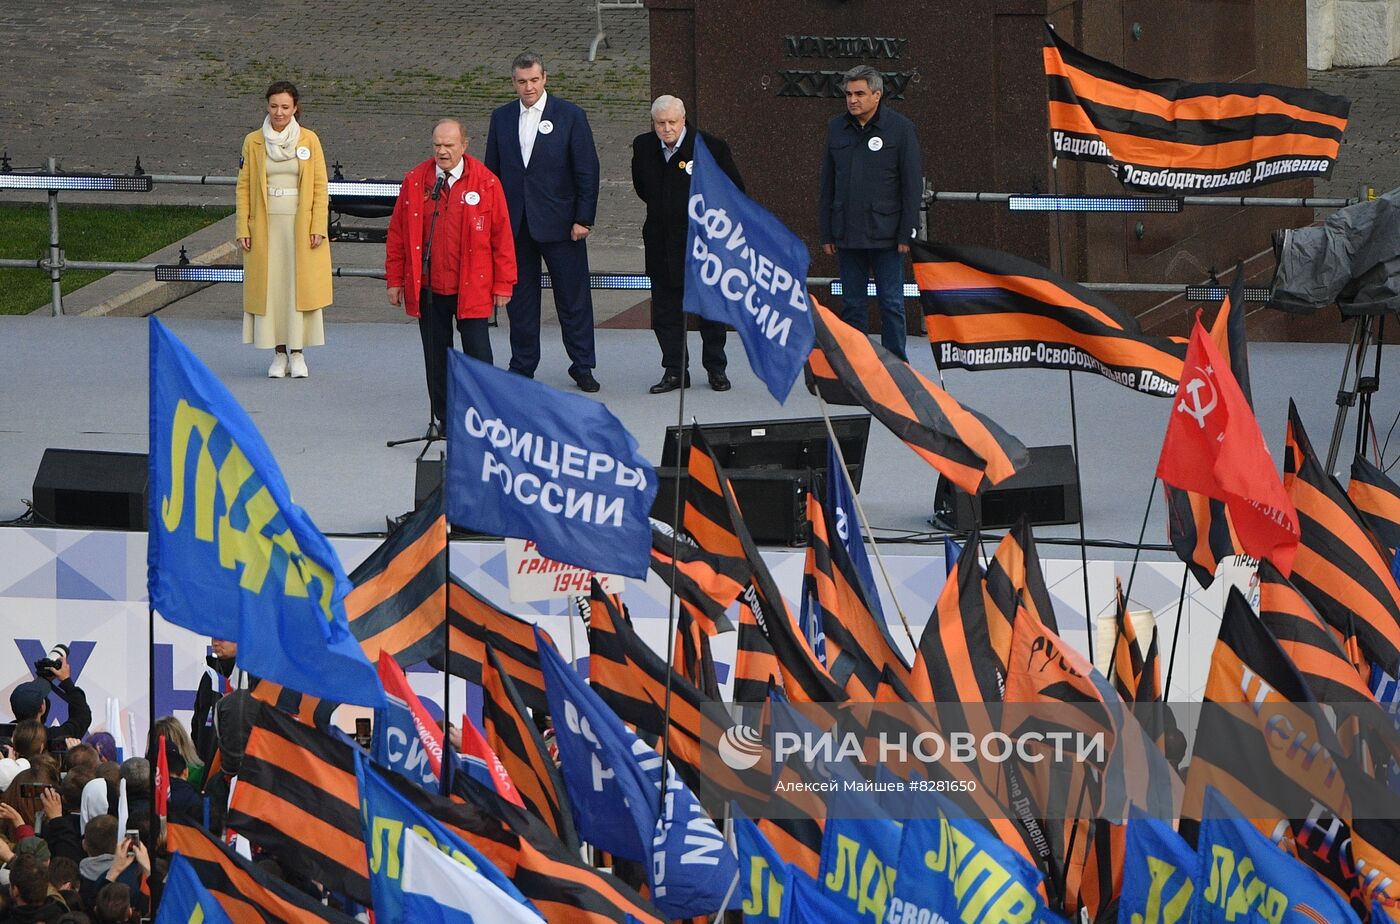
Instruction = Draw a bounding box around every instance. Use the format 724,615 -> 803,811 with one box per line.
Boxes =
0,313 -> 1392,720
2,313 -> 1380,548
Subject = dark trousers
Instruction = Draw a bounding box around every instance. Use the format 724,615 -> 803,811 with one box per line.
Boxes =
650,283 -> 726,374
418,290 -> 492,424
837,246 -> 909,361
507,216 -> 596,379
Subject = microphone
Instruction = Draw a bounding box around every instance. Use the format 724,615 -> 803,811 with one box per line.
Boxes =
430,172 -> 447,201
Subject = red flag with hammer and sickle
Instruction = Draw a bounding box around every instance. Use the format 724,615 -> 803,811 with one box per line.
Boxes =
1157,316 -> 1299,574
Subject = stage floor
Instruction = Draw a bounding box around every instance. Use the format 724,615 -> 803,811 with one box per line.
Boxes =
1,313 -> 1384,555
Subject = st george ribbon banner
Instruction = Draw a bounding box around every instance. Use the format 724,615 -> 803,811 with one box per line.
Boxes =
445,351 -> 657,579
684,133 -> 814,403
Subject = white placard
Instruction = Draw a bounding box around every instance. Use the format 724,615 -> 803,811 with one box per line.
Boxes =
504,538 -> 625,602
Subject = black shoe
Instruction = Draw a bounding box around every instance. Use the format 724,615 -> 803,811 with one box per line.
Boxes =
649,371 -> 690,394
707,371 -> 732,392
573,371 -> 601,393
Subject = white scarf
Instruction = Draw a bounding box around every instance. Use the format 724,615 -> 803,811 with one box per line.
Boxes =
261,115 -> 302,162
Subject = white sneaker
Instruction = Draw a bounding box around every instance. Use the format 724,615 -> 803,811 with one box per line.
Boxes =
268,352 -> 288,378
288,352 -> 308,378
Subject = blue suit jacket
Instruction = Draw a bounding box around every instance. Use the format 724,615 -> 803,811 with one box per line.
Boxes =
485,94 -> 601,244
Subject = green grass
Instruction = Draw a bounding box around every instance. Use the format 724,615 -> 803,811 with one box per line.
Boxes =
0,203 -> 233,315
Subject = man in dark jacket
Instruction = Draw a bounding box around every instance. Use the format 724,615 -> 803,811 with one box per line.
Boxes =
9,650 -> 91,747
6,857 -> 63,923
38,772 -> 89,863
631,95 -> 745,394
818,64 -> 923,361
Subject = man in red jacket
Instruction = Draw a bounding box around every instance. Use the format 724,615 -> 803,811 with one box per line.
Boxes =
387,119 -> 517,437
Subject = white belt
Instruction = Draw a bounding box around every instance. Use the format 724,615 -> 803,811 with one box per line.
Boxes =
268,187 -> 298,197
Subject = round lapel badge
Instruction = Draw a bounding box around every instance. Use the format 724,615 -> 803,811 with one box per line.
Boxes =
296,145 -> 311,161
867,136 -> 883,152
686,161 -> 693,175
538,120 -> 554,135
464,190 -> 481,206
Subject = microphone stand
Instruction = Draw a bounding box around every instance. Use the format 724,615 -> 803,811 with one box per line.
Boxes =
388,172 -> 449,458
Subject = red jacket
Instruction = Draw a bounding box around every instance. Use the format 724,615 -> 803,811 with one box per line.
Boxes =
385,156 -> 516,319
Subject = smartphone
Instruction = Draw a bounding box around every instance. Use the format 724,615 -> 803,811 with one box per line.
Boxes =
125,828 -> 141,846
18,783 -> 57,799
354,718 -> 372,748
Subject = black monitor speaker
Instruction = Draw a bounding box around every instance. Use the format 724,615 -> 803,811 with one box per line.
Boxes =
654,416 -> 870,546
660,415 -> 871,486
31,449 -> 148,530
933,445 -> 1081,531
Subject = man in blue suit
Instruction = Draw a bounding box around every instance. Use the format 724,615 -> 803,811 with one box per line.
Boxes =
485,52 -> 603,392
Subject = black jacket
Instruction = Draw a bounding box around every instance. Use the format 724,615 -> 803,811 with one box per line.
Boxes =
45,680 -> 91,745
631,127 -> 744,288
818,104 -> 923,249
39,813 -> 84,864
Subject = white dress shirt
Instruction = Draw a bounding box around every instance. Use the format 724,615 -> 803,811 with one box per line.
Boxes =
519,90 -> 548,167
435,157 -> 465,190
660,125 -> 687,162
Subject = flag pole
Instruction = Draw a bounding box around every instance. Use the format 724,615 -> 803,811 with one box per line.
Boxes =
1043,133 -> 1096,666
1066,371 -> 1096,667
1163,576 -> 1189,699
442,519 -> 451,754
657,331 -> 690,815
1106,475 -> 1162,676
148,603 -> 157,846
816,394 -> 918,652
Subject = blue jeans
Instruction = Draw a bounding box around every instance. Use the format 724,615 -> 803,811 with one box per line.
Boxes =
837,247 -> 908,361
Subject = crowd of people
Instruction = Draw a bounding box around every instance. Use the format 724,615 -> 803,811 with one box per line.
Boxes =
0,642 -> 339,921
236,55 -> 924,415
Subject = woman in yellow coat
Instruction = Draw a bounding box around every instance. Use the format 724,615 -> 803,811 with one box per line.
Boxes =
236,80 -> 332,378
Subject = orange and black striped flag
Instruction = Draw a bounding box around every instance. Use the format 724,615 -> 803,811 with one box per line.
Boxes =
1164,268 -> 1251,589
247,679 -> 337,730
482,643 -> 578,851
673,603 -> 722,699
231,701 -> 664,923
648,523 -> 745,637
1284,401 -> 1400,674
429,575 -> 555,713
913,241 -> 1186,398
733,604 -> 784,703
1257,558 -> 1400,772
909,534 -> 1003,703
801,492 -> 911,699
167,822 -> 358,924
983,517 -> 1059,668
806,296 -> 1028,495
1044,24 -> 1350,193
224,699 -> 373,903
345,487 -> 448,667
1109,579 -> 1160,708
1350,453 -> 1400,556
581,598 -> 829,872
1184,588 -> 1369,910
684,425 -> 846,703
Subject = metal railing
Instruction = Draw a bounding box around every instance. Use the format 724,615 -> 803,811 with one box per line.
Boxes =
1,159 -> 1371,317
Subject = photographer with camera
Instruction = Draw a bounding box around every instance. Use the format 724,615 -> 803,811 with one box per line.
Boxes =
10,646 -> 91,748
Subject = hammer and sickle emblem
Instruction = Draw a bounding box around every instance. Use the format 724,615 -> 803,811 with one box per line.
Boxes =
1178,367 -> 1218,428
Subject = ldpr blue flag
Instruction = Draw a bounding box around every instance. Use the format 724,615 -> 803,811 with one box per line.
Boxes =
684,133 -> 815,403
155,853 -> 234,924
445,351 -> 656,578
538,629 -> 737,918
734,804 -> 787,923
1196,787 -> 1361,924
777,864 -> 850,924
816,812 -> 901,923
889,790 -> 1066,924
147,318 -> 384,709
825,440 -> 884,625
355,750 -> 532,923
1119,806 -> 1195,924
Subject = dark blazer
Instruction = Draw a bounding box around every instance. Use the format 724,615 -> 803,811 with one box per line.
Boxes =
818,104 -> 923,250
631,127 -> 744,288
485,93 -> 601,244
